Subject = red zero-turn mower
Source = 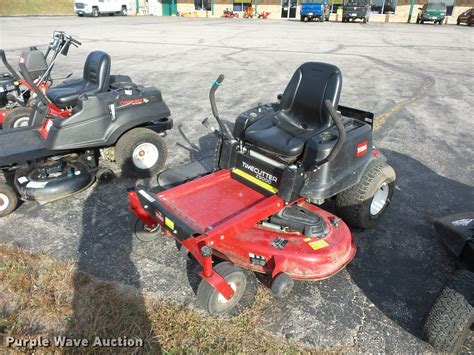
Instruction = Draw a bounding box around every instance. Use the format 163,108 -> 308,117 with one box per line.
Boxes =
128,62 -> 397,314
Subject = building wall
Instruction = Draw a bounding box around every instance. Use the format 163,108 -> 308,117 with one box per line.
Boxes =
156,0 -> 472,21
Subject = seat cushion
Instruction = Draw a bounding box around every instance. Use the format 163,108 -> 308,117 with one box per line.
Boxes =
46,86 -> 83,108
244,115 -> 313,157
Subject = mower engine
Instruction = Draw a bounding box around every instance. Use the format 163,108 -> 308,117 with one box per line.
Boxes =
0,73 -> 20,108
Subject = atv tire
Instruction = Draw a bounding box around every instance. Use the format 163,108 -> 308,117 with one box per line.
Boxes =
336,158 -> 396,229
115,128 -> 168,178
422,270 -> 474,352
0,183 -> 18,217
2,107 -> 31,129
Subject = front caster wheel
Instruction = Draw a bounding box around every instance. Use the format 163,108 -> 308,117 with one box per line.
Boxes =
0,183 -> 19,217
96,167 -> 115,182
336,158 -> 396,229
115,128 -> 168,178
197,261 -> 257,315
132,216 -> 161,242
271,272 -> 294,299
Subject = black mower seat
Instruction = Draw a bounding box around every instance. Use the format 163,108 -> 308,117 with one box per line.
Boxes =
244,62 -> 342,158
46,51 -> 111,109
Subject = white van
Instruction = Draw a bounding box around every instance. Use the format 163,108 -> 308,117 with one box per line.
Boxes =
74,0 -> 129,17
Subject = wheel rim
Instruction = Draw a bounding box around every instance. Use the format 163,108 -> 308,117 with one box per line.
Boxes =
132,143 -> 159,170
0,193 -> 10,212
13,116 -> 30,128
370,182 -> 389,216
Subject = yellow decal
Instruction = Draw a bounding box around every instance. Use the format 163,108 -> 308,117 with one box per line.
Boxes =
309,240 -> 329,251
164,217 -> 175,230
303,237 -> 312,242
232,168 -> 278,194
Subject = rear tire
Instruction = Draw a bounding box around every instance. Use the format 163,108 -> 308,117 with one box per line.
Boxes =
422,270 -> 474,352
2,107 -> 31,129
115,128 -> 168,178
336,158 -> 396,229
122,6 -> 128,16
457,18 -> 460,25
196,261 -> 257,315
416,17 -> 420,24
438,19 -> 443,25
0,183 -> 18,217
300,15 -> 305,21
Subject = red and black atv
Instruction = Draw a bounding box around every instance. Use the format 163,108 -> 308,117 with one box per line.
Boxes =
0,31 -> 81,129
128,62 -> 396,315
223,8 -> 239,18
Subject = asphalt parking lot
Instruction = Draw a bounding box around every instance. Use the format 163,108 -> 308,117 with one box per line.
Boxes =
1,16 -> 473,351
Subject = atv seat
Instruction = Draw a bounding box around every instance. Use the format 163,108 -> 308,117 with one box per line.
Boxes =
243,62 -> 342,158
46,51 -> 111,109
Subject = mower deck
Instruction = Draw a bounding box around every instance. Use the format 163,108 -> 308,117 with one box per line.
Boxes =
131,169 -> 356,281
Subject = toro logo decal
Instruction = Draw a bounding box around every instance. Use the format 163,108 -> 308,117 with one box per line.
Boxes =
356,141 -> 368,157
119,98 -> 144,106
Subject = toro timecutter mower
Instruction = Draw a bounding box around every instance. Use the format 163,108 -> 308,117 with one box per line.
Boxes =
0,50 -> 172,217
0,31 -> 81,129
128,62 -> 396,315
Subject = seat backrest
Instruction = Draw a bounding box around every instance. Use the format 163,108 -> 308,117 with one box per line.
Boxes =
82,51 -> 111,93
279,62 -> 342,130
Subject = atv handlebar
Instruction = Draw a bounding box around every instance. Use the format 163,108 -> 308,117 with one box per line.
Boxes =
312,100 -> 347,169
69,36 -> 82,47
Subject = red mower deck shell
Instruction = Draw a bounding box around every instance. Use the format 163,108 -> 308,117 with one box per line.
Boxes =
129,169 -> 356,299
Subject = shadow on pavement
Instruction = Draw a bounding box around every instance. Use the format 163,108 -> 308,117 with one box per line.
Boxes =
66,180 -> 160,353
348,149 -> 473,339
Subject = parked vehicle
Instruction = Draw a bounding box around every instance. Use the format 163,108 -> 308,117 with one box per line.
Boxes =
300,0 -> 330,22
128,63 -> 397,315
0,32 -> 80,129
457,8 -> 474,26
223,8 -> 239,18
342,0 -> 370,23
422,213 -> 473,352
416,2 -> 446,25
0,50 -> 172,217
74,0 -> 128,17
